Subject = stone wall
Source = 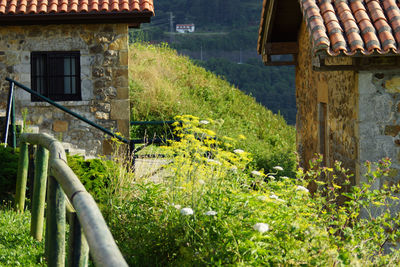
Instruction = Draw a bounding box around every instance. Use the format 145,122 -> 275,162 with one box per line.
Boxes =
358,71 -> 400,188
0,24 -> 130,156
296,22 -> 358,184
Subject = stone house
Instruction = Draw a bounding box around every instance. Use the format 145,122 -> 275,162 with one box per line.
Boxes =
258,0 -> 400,186
176,24 -> 195,33
0,0 -> 154,156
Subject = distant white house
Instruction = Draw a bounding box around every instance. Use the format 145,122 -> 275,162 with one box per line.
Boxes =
176,24 -> 195,33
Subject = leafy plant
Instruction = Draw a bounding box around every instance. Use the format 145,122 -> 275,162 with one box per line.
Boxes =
67,155 -> 115,205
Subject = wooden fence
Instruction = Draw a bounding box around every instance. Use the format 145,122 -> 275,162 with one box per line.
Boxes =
15,133 -> 128,267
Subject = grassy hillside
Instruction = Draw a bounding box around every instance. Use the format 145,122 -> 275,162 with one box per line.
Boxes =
197,58 -> 296,125
129,42 -> 296,174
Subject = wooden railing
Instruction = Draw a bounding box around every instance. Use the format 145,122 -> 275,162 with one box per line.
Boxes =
15,133 -> 128,267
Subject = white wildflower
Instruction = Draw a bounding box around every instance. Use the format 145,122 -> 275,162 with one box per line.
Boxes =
233,149 -> 245,154
199,120 -> 209,125
251,170 -> 262,176
230,165 -> 238,173
198,179 -> 205,185
253,223 -> 269,233
269,194 -> 285,202
204,210 -> 217,216
180,207 -> 194,215
207,159 -> 222,165
268,175 -> 276,180
269,194 -> 279,200
296,185 -> 309,193
257,195 -> 267,201
281,176 -> 289,179
170,203 -> 182,209
273,166 -> 284,171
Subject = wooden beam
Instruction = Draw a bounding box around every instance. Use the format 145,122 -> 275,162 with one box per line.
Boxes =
266,0 -> 278,42
258,0 -> 276,55
266,42 -> 298,55
264,61 -> 296,66
313,56 -> 400,71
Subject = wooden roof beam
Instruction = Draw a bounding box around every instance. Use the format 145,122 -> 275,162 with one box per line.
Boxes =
266,42 -> 298,55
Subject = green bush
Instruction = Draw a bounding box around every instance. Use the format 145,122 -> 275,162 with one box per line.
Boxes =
0,146 -> 19,202
67,155 -> 116,205
105,117 -> 400,266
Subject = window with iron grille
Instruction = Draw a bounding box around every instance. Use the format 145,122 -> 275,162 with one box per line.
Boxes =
31,51 -> 81,101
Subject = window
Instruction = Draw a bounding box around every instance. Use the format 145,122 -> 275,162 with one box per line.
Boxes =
319,102 -> 327,166
31,52 -> 81,101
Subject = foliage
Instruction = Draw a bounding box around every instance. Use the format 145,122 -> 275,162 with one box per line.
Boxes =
67,146 -> 134,208
105,118 -> 400,266
67,155 -> 116,205
129,43 -> 296,175
197,58 -> 296,125
0,208 -> 45,266
0,146 -> 19,202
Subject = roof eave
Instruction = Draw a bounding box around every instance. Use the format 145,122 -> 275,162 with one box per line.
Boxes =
257,0 -> 276,57
0,11 -> 153,27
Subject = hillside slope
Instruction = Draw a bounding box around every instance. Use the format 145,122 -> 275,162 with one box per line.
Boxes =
129,43 -> 296,173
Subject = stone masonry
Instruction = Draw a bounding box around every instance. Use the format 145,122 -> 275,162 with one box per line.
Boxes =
297,21 -> 400,190
296,22 -> 358,185
0,24 -> 130,156
358,71 -> 400,189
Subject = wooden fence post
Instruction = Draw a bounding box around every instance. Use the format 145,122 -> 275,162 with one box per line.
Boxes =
30,145 -> 49,241
47,175 -> 66,267
68,211 -> 89,267
15,142 -> 29,212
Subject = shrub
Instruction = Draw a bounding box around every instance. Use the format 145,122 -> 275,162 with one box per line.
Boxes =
0,146 -> 19,202
67,155 -> 119,206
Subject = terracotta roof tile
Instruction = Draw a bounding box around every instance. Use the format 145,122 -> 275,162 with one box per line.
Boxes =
0,0 -> 153,15
300,0 -> 400,56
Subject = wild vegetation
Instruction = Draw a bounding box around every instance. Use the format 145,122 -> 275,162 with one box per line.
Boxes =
129,42 -> 296,175
74,118 -> 400,265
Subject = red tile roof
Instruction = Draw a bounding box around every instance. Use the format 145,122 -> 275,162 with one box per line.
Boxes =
301,0 -> 400,56
0,0 -> 153,15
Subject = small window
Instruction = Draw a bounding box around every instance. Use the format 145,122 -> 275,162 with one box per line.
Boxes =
319,102 -> 327,166
31,52 -> 81,101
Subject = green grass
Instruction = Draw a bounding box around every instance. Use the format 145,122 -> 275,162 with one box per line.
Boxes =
0,208 -> 45,266
129,42 -> 296,175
